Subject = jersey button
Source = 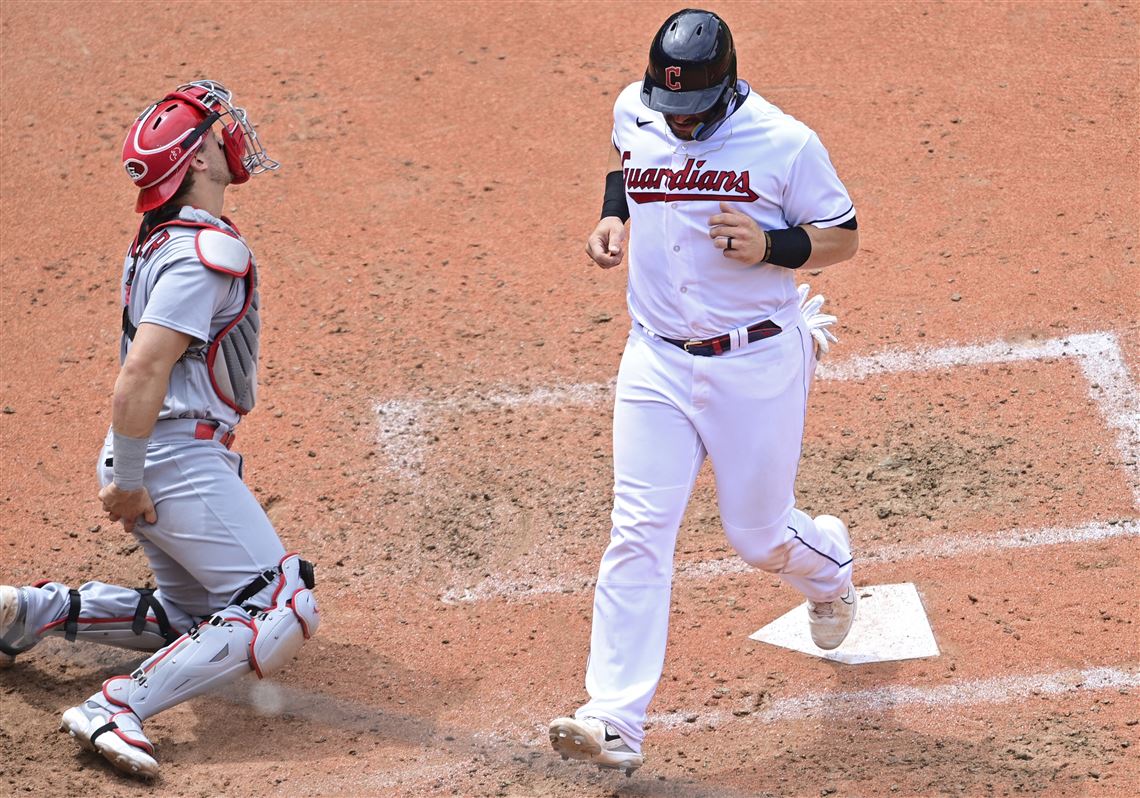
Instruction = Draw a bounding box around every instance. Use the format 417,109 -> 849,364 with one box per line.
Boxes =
672,245 -> 680,252
680,287 -> 688,293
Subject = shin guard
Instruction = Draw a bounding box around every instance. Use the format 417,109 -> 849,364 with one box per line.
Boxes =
100,553 -> 319,722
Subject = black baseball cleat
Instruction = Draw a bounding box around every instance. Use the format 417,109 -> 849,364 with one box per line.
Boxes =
548,716 -> 643,776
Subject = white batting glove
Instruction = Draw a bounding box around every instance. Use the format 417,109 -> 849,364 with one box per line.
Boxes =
797,283 -> 839,359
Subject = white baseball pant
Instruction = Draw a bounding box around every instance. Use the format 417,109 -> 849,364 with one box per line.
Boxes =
575,315 -> 852,749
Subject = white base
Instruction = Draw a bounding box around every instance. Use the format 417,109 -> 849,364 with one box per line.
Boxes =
749,583 -> 940,665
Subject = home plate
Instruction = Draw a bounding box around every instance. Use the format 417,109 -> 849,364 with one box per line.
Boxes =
750,583 -> 939,665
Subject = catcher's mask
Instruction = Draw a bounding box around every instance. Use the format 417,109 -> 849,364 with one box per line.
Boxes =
641,9 -> 737,140
122,80 -> 279,213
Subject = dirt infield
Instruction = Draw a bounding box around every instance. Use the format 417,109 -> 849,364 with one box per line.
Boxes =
1,1 -> 1137,796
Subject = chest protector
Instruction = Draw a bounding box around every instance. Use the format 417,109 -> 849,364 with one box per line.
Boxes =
123,220 -> 260,415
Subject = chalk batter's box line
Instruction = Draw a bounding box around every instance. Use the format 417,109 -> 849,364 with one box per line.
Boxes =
646,664 -> 1140,729
440,519 -> 1139,604
375,331 -> 1139,508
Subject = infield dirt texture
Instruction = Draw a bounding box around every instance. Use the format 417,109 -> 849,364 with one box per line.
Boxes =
1,2 -> 1137,796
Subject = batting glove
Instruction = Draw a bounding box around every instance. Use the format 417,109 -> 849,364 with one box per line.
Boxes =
797,283 -> 839,359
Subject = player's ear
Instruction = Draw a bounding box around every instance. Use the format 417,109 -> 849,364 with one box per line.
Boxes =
187,137 -> 215,173
187,150 -> 209,173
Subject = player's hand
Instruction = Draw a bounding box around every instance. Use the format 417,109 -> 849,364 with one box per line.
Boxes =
798,283 -> 839,359
98,482 -> 157,534
586,217 -> 627,269
709,202 -> 765,264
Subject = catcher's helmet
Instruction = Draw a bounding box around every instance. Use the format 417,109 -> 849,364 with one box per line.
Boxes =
641,9 -> 736,117
122,80 -> 278,213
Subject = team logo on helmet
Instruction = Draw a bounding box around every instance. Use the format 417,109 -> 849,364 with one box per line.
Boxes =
123,159 -> 148,181
642,10 -> 737,122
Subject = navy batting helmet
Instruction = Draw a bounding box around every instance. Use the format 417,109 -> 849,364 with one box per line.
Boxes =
641,9 -> 737,116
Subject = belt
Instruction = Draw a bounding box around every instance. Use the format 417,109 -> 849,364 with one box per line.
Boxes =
194,420 -> 236,449
147,418 -> 236,449
658,319 -> 782,357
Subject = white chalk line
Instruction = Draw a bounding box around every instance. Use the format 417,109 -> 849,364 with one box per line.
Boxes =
441,518 -> 1140,604
240,661 -> 1140,758
646,664 -> 1140,730
374,331 -> 1139,502
251,664 -> 1137,794
373,381 -> 615,477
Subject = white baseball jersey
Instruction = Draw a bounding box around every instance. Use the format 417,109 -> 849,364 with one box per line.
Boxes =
612,80 -> 855,340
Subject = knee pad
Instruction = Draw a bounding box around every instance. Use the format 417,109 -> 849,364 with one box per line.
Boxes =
250,586 -> 319,678
241,552 -> 320,678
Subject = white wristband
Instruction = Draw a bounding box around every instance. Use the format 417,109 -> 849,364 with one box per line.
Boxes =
112,431 -> 149,491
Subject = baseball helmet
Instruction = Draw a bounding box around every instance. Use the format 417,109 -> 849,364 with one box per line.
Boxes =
641,9 -> 737,116
122,80 -> 278,213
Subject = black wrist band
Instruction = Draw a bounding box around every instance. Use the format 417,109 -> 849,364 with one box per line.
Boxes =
601,170 -> 629,222
763,226 -> 812,268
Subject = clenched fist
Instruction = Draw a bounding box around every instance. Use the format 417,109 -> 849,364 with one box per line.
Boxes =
586,217 -> 628,269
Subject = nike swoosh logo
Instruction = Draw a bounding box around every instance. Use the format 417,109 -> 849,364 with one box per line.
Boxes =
636,118 -> 653,128
604,732 -> 622,742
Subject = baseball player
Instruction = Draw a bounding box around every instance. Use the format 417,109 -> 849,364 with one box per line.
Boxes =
0,81 -> 318,779
549,10 -> 859,775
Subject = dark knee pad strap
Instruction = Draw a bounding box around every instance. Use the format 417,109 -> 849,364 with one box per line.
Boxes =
64,589 -> 81,642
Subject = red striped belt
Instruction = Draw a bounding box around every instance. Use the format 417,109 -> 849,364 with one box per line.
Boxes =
659,319 -> 782,356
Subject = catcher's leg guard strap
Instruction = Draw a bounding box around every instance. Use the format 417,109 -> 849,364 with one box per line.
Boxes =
90,721 -> 123,747
35,582 -> 190,652
64,589 -> 81,642
132,589 -> 177,643
232,556 -> 316,608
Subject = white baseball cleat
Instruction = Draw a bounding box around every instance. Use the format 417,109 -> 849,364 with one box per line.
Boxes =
807,515 -> 858,650
548,716 -> 644,777
0,586 -> 17,630
1,585 -> 24,668
60,694 -> 159,779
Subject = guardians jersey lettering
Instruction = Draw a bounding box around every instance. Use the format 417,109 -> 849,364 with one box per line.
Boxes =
621,151 -> 758,203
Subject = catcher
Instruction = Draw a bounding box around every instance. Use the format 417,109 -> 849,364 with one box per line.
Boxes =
0,80 -> 318,779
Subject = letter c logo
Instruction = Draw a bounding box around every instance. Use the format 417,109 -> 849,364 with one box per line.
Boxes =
665,66 -> 681,91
